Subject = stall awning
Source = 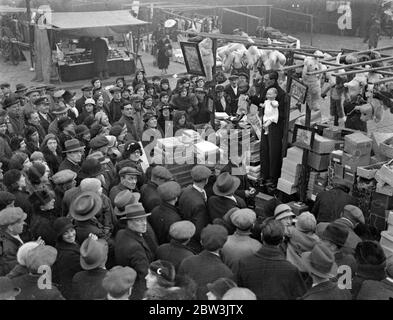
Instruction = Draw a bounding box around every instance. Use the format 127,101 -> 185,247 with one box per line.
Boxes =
44,10 -> 149,37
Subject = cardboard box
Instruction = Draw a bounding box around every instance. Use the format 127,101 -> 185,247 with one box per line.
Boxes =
342,152 -> 371,173
286,147 -> 303,163
372,132 -> 393,159
376,183 -> 393,196
157,137 -> 185,151
344,132 -> 372,156
277,178 -> 297,195
323,127 -> 341,140
334,163 -> 344,179
308,152 -> 330,171
330,150 -> 343,164
377,161 -> 393,187
343,169 -> 356,184
313,134 -> 336,154
357,162 -> 387,180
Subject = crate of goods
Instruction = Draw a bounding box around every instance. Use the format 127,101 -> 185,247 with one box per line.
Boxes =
287,201 -> 309,216
308,151 -> 330,171
372,132 -> 393,161
277,178 -> 297,195
194,141 -> 221,164
376,182 -> 393,197
182,130 -> 202,143
357,162 -> 387,180
330,150 -> 343,165
344,132 -> 372,156
379,137 -> 393,159
377,160 -> 393,187
312,134 -> 336,154
342,152 -> 371,173
334,163 -> 344,179
255,192 -> 274,217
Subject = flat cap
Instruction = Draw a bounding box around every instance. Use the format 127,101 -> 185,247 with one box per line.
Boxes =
230,208 -> 256,230
33,97 -> 49,106
0,191 -> 16,207
0,207 -> 27,227
157,181 -> 181,202
51,169 -> 77,185
89,136 -> 109,150
296,211 -> 317,233
228,74 -> 239,80
114,190 -> 141,216
102,266 -> 137,296
119,166 -> 141,177
25,245 -> 57,271
191,165 -> 211,182
169,220 -> 196,240
151,165 -> 173,181
201,224 -> 228,251
81,84 -> 93,91
342,205 -> 365,225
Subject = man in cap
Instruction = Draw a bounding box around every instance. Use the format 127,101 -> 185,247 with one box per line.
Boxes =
72,235 -> 109,300
207,172 -> 247,222
258,71 -> 288,188
108,87 -> 123,123
47,103 -> 70,135
150,181 -> 182,245
115,203 -> 155,300
102,266 -> 137,300
237,218 -> 307,300
117,103 -> 140,141
76,85 -> 93,114
24,87 -> 41,114
156,220 -> 196,271
311,182 -> 357,223
140,165 -> 173,214
316,204 -> 364,252
221,208 -> 262,274
319,222 -> 357,274
14,83 -> 27,106
0,83 -> 11,104
58,139 -> 85,173
0,207 -> 27,276
129,94 -> 145,139
357,255 -> 393,300
224,74 -> 240,116
109,167 -> 141,205
178,224 -> 234,300
33,97 -> 52,134
51,169 -> 77,214
3,95 -> 25,136
12,244 -> 64,300
300,242 -> 351,300
25,109 -> 46,141
179,165 -> 212,253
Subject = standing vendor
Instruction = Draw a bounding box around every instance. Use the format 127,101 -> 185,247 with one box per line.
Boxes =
92,37 -> 109,80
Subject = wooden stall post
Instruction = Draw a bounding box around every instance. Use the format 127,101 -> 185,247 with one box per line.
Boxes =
299,104 -> 311,203
211,37 -> 218,129
282,51 -> 295,158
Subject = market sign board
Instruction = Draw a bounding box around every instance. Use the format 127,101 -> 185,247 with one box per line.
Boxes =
289,77 -> 308,105
180,41 -> 206,77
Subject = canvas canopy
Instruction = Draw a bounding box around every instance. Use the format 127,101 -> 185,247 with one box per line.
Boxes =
43,10 -> 149,37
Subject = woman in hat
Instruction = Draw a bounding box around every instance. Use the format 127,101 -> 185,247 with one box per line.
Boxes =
170,86 -> 198,123
132,69 -> 148,89
157,34 -> 172,74
157,104 -> 173,135
156,91 -> 170,116
62,90 -> 78,121
173,110 -> 196,136
26,162 -> 50,195
142,95 -> 157,115
77,98 -> 97,125
144,260 -> 194,300
142,113 -> 163,153
52,217 -> 82,300
146,83 -> 159,103
115,77 -> 126,90
58,117 -> 76,151
10,136 -> 28,157
29,189 -> 57,246
213,85 -> 229,113
121,87 -> 132,105
91,78 -> 111,105
24,125 -> 41,155
41,134 -> 62,174
93,93 -> 110,118
0,114 -> 12,160
159,78 -> 172,97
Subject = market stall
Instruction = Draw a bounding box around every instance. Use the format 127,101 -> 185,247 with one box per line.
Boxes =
40,10 -> 149,82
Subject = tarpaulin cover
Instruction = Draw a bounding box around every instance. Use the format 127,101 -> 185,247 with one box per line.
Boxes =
44,10 -> 149,37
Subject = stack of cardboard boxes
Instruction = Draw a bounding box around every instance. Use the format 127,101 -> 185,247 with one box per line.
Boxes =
380,211 -> 393,258
247,140 -> 261,181
277,146 -> 303,195
307,171 -> 328,201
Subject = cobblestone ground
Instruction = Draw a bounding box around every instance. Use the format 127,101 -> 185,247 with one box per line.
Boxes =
1,32 -> 393,133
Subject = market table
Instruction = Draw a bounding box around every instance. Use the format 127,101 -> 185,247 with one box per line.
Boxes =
59,58 -> 136,82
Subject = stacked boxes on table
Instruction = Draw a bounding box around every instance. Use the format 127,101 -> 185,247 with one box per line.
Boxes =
194,140 -> 222,166
308,134 -> 336,171
342,132 -> 372,184
154,137 -> 188,165
380,211 -> 393,258
254,192 -> 274,217
247,140 -> 261,181
278,147 -> 303,195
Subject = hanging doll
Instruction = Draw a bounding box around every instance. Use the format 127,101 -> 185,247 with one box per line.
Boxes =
261,87 -> 279,135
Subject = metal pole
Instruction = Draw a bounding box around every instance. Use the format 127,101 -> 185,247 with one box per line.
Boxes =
268,7 -> 272,27
310,15 -> 313,46
282,52 -> 294,159
25,0 -> 34,70
211,38 -> 218,129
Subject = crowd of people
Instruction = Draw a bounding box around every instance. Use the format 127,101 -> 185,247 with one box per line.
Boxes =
0,68 -> 391,301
